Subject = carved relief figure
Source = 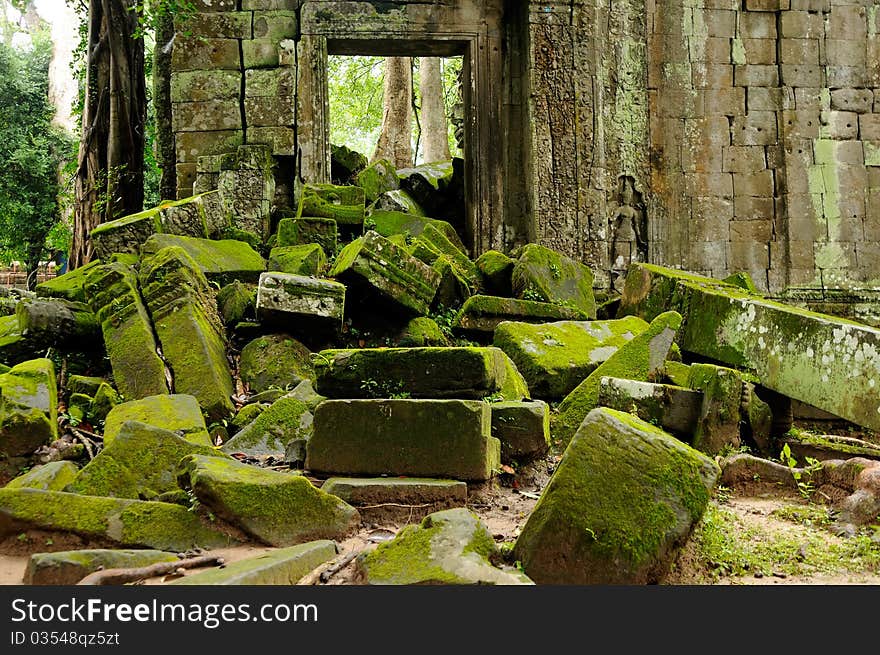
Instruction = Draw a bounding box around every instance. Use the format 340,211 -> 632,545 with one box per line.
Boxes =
610,176 -> 647,274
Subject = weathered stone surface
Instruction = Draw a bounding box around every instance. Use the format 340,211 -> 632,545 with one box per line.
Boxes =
395,316 -> 449,347
287,379 -> 325,411
276,217 -> 338,255
552,311 -> 682,447
356,158 -> 399,202
216,281 -> 255,326
453,295 -> 590,335
255,272 -> 345,329
14,298 -> 99,351
597,377 -> 702,439
331,143 -> 367,182
67,375 -> 105,397
4,461 -> 78,492
357,508 -> 532,585
313,347 -> 528,401
297,183 -> 365,225
475,250 -> 515,297
0,359 -> 58,458
619,263 -> 880,433
171,70 -> 241,103
491,400 -> 550,463
493,316 -> 650,399
218,145 -> 275,240
514,408 -> 719,584
0,489 -> 236,550
221,395 -> 312,458
103,394 -> 212,448
84,262 -> 169,402
141,234 -> 265,285
67,421 -> 227,499
307,400 -> 500,481
511,244 -> 597,318
25,549 -> 179,585
140,246 -> 235,421
268,244 -> 327,276
321,478 -> 467,515
0,314 -> 33,366
239,333 -> 313,394
170,541 -> 337,585
781,432 -> 880,463
398,161 -> 456,219
329,231 -> 441,317
687,363 -> 743,455
35,259 -> 102,304
372,189 -> 426,216
178,454 -> 359,546
366,211 -> 433,241
411,223 -> 480,296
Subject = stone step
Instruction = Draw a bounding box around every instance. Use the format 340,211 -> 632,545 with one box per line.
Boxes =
321,477 -> 467,522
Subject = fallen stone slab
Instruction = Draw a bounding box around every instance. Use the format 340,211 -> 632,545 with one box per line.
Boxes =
255,272 -> 345,331
331,143 -> 367,181
14,298 -> 101,350
356,158 -> 398,202
428,255 -> 475,309
221,395 -> 312,458
216,281 -> 255,326
0,489 -> 237,550
239,333 -> 313,394
170,540 -> 337,585
329,231 -> 441,317
0,358 -> 58,458
0,315 -> 35,367
267,244 -> 327,276
35,259 -> 102,304
618,263 -> 880,433
452,295 -> 590,336
178,454 -> 359,547
297,183 -> 365,225
597,377 -> 702,440
4,461 -> 78,491
276,217 -> 338,255
780,432 -> 880,462
493,316 -> 650,399
25,549 -> 179,585
410,223 -> 479,289
84,262 -> 169,402
321,478 -> 467,522
357,508 -> 532,585
687,363 -> 744,455
475,250 -> 515,297
373,188 -> 426,216
553,311 -> 682,446
490,400 -> 551,463
395,316 -> 449,347
398,161 -> 456,220
512,244 -> 597,318
67,421 -> 228,499
140,246 -> 235,421
103,394 -> 212,447
313,347 -> 528,401
307,399 -> 500,481
140,234 -> 266,285
514,407 -> 719,584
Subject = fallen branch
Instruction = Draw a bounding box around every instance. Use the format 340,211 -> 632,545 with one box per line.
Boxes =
76,554 -> 224,585
70,428 -> 95,461
297,550 -> 362,586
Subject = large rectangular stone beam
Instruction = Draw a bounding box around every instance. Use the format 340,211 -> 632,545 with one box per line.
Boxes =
619,263 -> 880,431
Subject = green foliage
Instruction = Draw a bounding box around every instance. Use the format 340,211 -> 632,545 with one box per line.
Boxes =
778,443 -> 821,500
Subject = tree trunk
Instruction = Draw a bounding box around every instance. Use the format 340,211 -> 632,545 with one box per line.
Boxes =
25,243 -> 42,292
371,57 -> 413,169
154,10 -> 175,200
419,57 -> 450,164
70,0 -> 145,269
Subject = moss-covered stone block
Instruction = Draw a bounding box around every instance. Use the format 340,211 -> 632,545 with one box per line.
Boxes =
35,260 -> 103,304
491,400 -> 550,463
313,347 -> 528,401
84,262 -> 169,402
297,183 -> 365,226
0,358 -> 58,458
742,382 -> 773,455
90,382 -> 121,424
452,295 -> 590,336
398,162 -> 455,218
276,217 -> 338,255
255,272 -> 345,329
514,407 -> 719,584
426,255 -> 474,310
307,399 -> 500,481
216,281 -> 255,326
395,317 -> 449,347
67,421 -> 228,499
5,461 -> 78,491
140,234 -> 266,285
687,363 -> 743,455
493,316 -> 650,399
357,508 -> 532,585
597,377 -> 702,440
723,271 -> 760,293
321,478 -> 467,514
552,311 -> 682,447
15,298 -> 101,349
221,395 -> 312,458
366,210 -> 431,240
356,159 -> 399,203
511,244 -> 597,318
239,333 -> 313,394
329,231 -> 441,317
25,549 -> 179,585
373,189 -> 426,216
229,403 -> 267,434
0,314 -> 35,367
103,394 -> 212,447
475,250 -> 515,297
267,244 -> 327,276
663,360 -> 692,387
177,454 -> 359,546
287,380 -> 325,411
67,375 -> 105,397
331,143 -> 367,181
410,223 -> 479,298
0,489 -> 236,550
170,540 -> 337,585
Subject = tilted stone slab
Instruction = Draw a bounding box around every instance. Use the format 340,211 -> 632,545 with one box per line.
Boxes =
321,478 -> 467,512
83,262 -> 169,402
103,394 -> 212,447
493,316 -> 650,399
15,298 -> 101,349
514,408 -> 719,585
140,247 -> 235,421
475,250 -> 515,297
276,217 -> 338,255
0,489 -> 237,551
267,244 -> 327,276
553,311 -> 682,447
141,234 -> 266,285
25,549 -> 179,585
256,272 -> 345,329
0,359 -> 58,458
511,244 -> 597,319
221,395 -> 312,458
619,263 -> 880,432
597,377 -> 703,439
490,400 -> 551,463
297,183 -> 365,225
357,508 -> 532,585
307,400 -> 500,481
313,347 -> 528,401
170,541 -> 337,585
5,461 -> 78,492
453,295 -> 590,336
35,259 -> 102,304
687,363 -> 744,455
177,454 -> 360,547
329,231 -> 441,317
355,158 -> 399,202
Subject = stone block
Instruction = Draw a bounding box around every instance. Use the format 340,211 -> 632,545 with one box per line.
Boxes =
734,64 -> 779,87
268,244 -> 326,276
25,549 -> 179,585
702,9 -> 737,36
723,146 -> 766,173
728,241 -> 770,270
103,394 -> 211,447
781,109 -> 821,139
748,87 -> 782,112
321,478 -> 467,522
490,400 -> 550,463
821,111 -> 859,140
826,5 -> 868,40
733,170 -> 775,197
171,36 -> 240,72
172,100 -> 241,132
826,38 -> 867,67
452,295 -> 589,336
734,195 -> 775,221
686,240 -> 728,271
220,395 -> 312,458
176,130 -> 244,163
780,64 -> 823,87
297,183 -> 365,225
780,38 -> 820,64
171,70 -> 241,102
859,114 -> 880,140
244,96 -> 296,127
703,87 -> 745,115
0,359 -> 57,458
248,126 -> 296,155
175,11 -> 253,39
690,216 -> 730,242
739,12 -> 777,39
597,377 -> 703,438
141,234 -> 265,285
245,67 -> 297,97
780,10 -> 824,38
276,217 -> 338,255
252,10 -> 297,40
692,63 -> 733,88
729,219 -> 773,242
689,37 -> 731,63
826,66 -> 868,88
688,363 -> 744,455
5,461 -> 78,492
256,272 -> 345,330
732,112 -> 778,146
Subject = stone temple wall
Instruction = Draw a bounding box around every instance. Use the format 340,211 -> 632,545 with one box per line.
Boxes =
168,0 -> 880,301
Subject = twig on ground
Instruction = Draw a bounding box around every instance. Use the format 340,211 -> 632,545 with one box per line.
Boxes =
76,554 -> 224,585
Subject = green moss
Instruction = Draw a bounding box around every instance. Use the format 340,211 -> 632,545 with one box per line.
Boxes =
221,396 -> 312,457
216,281 -> 255,326
475,250 -> 515,297
663,360 -> 692,387
396,317 -> 449,347
5,461 -> 79,491
220,227 -> 262,249
140,235 -> 266,285
239,334 -> 313,394
267,244 -> 326,276
297,183 -> 365,225
355,158 -> 399,202
25,549 -> 179,585
230,403 -> 268,432
276,217 -> 338,255
103,394 -> 211,447
35,260 -> 103,303
511,244 -> 597,318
